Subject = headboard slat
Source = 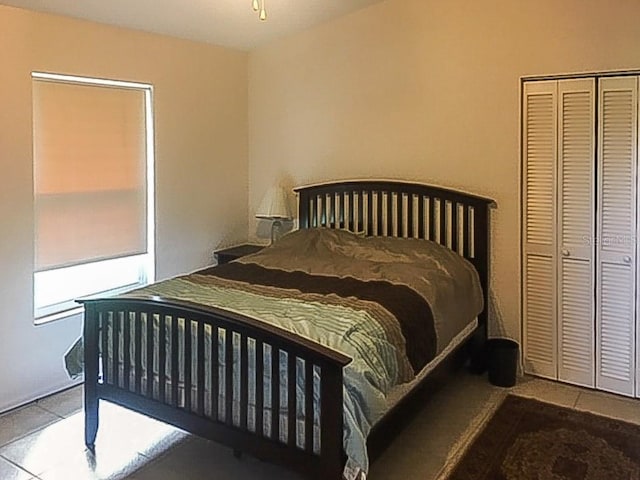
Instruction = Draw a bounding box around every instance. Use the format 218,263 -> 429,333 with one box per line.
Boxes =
428,198 -> 436,241
453,202 -> 460,253
357,192 -> 364,233
439,200 -> 447,246
407,194 -> 414,238
397,195 -> 400,237
376,192 -> 383,236
462,206 -> 470,257
418,195 -> 427,238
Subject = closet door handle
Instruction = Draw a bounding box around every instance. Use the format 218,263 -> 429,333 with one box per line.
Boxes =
561,249 -> 570,257
623,255 -> 632,264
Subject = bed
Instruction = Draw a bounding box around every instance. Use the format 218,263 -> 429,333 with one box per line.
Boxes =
80,180 -> 494,480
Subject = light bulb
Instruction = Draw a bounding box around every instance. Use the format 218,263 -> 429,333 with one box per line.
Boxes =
259,0 -> 266,20
252,0 -> 259,11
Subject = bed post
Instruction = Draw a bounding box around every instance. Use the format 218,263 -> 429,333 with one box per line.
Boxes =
319,363 -> 345,480
83,302 -> 100,449
297,189 -> 311,229
468,201 -> 492,373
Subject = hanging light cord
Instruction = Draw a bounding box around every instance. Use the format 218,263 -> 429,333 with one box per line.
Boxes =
252,0 -> 266,21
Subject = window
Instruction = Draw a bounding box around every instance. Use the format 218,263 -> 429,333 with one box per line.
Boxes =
32,73 -> 155,323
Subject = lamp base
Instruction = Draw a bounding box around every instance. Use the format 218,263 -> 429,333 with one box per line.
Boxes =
269,220 -> 283,245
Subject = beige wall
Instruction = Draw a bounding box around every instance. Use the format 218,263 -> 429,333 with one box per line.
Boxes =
4,0 -> 640,411
248,0 -> 640,344
0,5 -> 248,412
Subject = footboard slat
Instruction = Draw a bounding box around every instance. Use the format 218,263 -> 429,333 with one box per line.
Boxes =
287,353 -> 296,446
123,312 -> 131,391
112,311 -> 120,388
184,319 -> 192,412
225,329 -> 233,425
255,340 -> 264,436
304,360 -> 314,453
146,312 -> 154,398
158,315 -> 167,402
134,312 -> 142,394
271,345 -> 280,441
197,321 -> 205,416
171,315 -> 179,407
240,335 -> 248,430
211,326 -> 219,421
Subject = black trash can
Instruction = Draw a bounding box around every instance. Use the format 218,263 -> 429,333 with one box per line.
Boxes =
487,338 -> 519,387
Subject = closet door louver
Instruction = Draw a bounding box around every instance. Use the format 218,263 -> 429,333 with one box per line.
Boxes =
596,76 -> 638,397
523,81 -> 557,379
557,79 -> 596,387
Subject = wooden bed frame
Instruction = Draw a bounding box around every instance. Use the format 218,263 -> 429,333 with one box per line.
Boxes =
80,180 -> 494,479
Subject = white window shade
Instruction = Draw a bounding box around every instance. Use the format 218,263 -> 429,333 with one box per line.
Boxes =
33,79 -> 148,272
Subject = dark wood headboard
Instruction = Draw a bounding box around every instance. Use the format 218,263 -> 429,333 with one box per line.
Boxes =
294,180 -> 495,327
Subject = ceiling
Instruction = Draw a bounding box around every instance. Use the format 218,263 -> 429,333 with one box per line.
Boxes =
0,0 -> 386,50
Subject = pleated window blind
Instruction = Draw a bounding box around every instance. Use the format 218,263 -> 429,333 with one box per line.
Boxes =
33,77 -> 148,272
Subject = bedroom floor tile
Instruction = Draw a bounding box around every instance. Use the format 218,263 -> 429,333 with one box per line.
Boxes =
0,404 -> 61,448
37,384 -> 83,418
0,456 -> 34,480
0,401 -> 185,477
88,402 -> 187,459
575,389 -> 640,425
510,375 -> 581,408
136,435 -> 302,480
0,411 -> 87,475
369,371 -> 501,480
127,462 -> 185,480
7,371 -> 634,480
37,449 -> 150,480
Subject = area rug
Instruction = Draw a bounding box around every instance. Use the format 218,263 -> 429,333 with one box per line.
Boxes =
445,395 -> 640,480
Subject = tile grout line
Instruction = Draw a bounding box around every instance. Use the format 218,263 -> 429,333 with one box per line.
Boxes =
34,404 -> 68,420
0,452 -> 41,478
0,405 -> 63,450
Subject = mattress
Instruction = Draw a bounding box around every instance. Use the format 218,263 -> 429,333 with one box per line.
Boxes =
385,318 -> 478,410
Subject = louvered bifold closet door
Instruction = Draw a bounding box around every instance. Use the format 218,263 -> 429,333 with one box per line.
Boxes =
523,80 -> 558,379
596,76 -> 638,397
557,79 -> 596,387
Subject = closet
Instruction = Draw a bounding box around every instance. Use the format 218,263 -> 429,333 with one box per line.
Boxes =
523,75 -> 639,398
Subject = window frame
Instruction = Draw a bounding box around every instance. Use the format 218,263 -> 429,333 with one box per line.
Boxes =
32,72 -> 155,324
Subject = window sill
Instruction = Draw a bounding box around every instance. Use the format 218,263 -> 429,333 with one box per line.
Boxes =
34,306 -> 84,326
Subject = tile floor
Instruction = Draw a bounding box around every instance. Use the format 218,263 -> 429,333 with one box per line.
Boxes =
0,372 -> 638,480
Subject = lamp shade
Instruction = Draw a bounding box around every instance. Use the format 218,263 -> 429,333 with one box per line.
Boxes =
255,186 -> 292,219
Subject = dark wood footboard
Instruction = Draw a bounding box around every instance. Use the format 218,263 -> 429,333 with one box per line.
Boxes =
81,297 -> 351,480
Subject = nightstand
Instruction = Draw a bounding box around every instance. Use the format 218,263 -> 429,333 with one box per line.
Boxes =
214,244 -> 263,265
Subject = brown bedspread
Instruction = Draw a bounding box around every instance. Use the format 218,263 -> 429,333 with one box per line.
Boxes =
201,261 -> 436,374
